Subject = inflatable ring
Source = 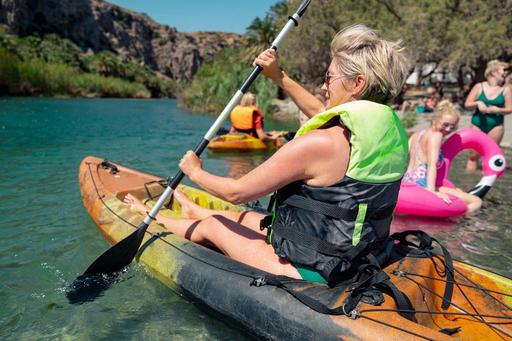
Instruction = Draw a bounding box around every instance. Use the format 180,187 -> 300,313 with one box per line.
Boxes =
396,128 -> 506,217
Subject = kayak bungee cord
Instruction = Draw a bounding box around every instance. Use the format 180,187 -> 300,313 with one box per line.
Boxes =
395,270 -> 512,339
68,162 -> 284,302
73,160 -> 512,340
82,162 -> 268,280
400,270 -> 512,306
68,0 -> 312,295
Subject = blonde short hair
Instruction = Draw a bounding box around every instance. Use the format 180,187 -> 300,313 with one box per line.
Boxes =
433,100 -> 460,122
330,24 -> 409,103
485,60 -> 509,78
240,92 -> 256,106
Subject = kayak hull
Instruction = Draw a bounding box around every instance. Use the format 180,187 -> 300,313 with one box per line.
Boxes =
208,132 -> 285,153
79,156 -> 512,340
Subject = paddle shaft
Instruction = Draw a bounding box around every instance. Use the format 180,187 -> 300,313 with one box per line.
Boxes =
144,4 -> 310,226
82,0 -> 311,276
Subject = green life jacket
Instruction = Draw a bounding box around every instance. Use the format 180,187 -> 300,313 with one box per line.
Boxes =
263,100 -> 408,284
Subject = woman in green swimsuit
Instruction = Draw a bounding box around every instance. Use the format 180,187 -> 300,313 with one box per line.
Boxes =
465,60 -> 512,171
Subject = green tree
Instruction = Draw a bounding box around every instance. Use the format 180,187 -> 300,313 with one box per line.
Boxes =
280,0 -> 511,90
180,47 -> 277,116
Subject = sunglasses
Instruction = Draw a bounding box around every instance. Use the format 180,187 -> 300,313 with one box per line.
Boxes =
324,72 -> 344,86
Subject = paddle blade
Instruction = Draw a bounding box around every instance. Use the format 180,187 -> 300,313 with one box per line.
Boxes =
84,222 -> 149,275
65,222 -> 148,304
66,271 -> 124,305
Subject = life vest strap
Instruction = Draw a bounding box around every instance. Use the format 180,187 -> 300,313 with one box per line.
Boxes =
274,226 -> 367,258
283,194 -> 395,221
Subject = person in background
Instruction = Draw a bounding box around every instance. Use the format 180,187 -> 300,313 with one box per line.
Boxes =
465,60 -> 512,172
434,82 -> 444,99
229,92 -> 279,141
392,83 -> 414,115
405,100 -> 482,215
425,94 -> 440,112
124,24 -> 410,283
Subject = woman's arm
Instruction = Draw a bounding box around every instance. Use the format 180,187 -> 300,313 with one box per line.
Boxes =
425,133 -> 452,203
464,83 -> 487,112
425,132 -> 442,192
489,87 -> 512,115
180,128 -> 348,204
405,133 -> 416,173
254,49 -> 325,118
255,127 -> 273,141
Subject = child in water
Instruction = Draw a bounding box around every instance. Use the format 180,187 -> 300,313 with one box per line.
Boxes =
405,100 -> 482,215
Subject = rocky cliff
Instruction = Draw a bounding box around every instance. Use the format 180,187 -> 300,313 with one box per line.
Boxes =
0,0 -> 242,81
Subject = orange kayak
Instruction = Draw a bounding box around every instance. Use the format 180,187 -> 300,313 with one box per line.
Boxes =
79,156 -> 512,340
208,132 -> 286,152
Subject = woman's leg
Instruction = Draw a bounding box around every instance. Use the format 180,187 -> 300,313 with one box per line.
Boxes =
488,125 -> 505,146
123,194 -> 300,278
466,125 -> 481,172
174,189 -> 267,236
439,187 -> 482,216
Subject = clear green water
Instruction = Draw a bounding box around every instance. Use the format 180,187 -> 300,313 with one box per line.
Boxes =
0,98 -> 510,340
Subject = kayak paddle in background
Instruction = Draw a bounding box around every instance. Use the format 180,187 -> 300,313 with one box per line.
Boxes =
67,0 -> 311,303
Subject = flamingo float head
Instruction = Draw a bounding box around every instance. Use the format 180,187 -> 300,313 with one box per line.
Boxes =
437,128 -> 506,198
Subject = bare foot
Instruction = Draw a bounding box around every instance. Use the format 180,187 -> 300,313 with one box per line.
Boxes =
174,189 -> 209,219
123,193 -> 148,214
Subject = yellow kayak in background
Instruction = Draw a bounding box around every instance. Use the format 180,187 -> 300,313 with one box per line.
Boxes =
208,132 -> 287,153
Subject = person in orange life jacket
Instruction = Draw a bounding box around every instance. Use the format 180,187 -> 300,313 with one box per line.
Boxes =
465,60 -> 512,172
229,92 -> 281,141
123,25 -> 409,282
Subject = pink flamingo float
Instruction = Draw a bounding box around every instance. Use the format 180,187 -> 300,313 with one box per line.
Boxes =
395,128 -> 506,217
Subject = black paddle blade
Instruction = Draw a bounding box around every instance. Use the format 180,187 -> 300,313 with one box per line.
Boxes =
66,222 -> 149,304
66,271 -> 124,305
83,222 -> 149,275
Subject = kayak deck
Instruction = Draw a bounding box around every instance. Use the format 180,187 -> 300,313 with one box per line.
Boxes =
208,132 -> 285,153
79,156 -> 512,340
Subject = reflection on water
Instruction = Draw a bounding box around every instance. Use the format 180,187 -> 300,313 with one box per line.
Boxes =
207,152 -> 270,179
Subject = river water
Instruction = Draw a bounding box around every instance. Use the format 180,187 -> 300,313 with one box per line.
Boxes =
0,98 -> 510,340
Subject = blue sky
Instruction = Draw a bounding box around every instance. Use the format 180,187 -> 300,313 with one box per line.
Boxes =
108,0 -> 280,34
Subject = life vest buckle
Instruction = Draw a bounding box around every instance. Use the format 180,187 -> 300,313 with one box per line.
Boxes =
250,276 -> 267,287
360,289 -> 385,305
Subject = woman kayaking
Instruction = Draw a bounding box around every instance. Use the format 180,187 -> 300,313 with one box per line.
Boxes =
465,60 -> 511,172
229,92 -> 280,141
404,100 -> 482,215
124,24 -> 409,283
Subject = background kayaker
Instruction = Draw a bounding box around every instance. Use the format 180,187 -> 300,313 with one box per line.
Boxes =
404,100 -> 482,215
465,60 -> 511,172
229,92 -> 281,141
124,24 -> 409,283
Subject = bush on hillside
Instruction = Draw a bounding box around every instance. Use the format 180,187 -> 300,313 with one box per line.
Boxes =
0,29 -> 175,98
179,47 -> 278,116
0,47 -> 149,98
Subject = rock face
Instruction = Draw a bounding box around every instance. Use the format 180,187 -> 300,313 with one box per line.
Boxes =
0,0 -> 242,81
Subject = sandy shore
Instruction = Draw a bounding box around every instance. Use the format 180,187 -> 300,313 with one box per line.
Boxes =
408,113 -> 512,148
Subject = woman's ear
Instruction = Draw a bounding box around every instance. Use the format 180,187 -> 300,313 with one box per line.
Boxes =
352,75 -> 366,97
